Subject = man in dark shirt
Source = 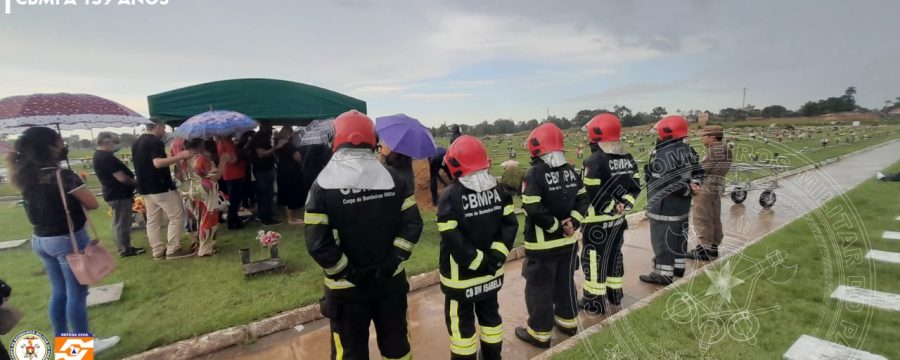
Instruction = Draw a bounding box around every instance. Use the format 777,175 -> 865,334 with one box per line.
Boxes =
93,132 -> 144,257
132,123 -> 195,260
428,146 -> 451,206
250,125 -> 283,225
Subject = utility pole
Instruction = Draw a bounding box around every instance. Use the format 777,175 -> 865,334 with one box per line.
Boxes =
742,87 -> 747,109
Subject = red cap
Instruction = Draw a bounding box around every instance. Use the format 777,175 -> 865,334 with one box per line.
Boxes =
656,115 -> 689,140
586,113 -> 622,143
526,123 -> 565,157
444,135 -> 491,178
332,110 -> 376,151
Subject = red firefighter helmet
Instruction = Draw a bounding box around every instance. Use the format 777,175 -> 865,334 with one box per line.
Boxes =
332,110 -> 377,151
586,113 -> 622,143
444,135 -> 490,178
656,115 -> 689,140
526,123 -> 565,157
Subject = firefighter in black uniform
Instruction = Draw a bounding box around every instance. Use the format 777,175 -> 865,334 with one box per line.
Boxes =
640,115 -> 704,285
305,110 -> 424,360
579,114 -> 642,313
437,135 -> 518,359
514,123 -> 589,348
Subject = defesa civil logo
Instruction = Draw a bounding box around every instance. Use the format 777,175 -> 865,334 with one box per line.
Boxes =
55,333 -> 94,360
8,330 -> 51,360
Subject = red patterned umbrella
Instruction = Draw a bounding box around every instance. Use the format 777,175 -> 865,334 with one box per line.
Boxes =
0,93 -> 150,135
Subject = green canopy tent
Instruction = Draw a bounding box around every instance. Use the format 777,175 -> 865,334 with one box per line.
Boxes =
147,78 -> 366,125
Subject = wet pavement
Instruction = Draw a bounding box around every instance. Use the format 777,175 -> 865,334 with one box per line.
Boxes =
205,140 -> 900,359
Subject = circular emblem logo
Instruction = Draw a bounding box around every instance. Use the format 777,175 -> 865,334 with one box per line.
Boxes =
9,330 -> 51,360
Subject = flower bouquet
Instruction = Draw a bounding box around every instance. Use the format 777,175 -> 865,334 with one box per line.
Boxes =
131,196 -> 147,228
257,230 -> 282,258
132,196 -> 146,213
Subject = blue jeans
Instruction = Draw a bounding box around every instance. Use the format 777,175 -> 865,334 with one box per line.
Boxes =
32,228 -> 90,334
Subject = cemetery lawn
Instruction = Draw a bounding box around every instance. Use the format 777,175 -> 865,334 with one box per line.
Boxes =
553,160 -> 900,360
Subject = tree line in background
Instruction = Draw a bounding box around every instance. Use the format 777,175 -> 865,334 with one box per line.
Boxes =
432,86 -> 900,137
9,87 -> 898,145
60,132 -> 141,150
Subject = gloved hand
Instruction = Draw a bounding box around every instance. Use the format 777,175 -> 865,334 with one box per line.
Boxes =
345,266 -> 374,286
376,254 -> 404,279
484,250 -> 506,274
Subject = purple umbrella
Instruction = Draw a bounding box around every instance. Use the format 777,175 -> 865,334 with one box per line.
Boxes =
375,114 -> 437,159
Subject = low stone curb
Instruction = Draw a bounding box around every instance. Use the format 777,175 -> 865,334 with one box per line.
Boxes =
126,247 -> 532,359
124,139 -> 893,360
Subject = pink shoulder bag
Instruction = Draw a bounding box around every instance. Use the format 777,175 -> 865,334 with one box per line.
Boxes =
56,169 -> 117,285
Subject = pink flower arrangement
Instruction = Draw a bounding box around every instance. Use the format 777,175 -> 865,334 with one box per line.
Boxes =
257,230 -> 281,248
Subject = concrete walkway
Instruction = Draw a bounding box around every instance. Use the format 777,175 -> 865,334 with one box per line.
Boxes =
205,140 -> 900,360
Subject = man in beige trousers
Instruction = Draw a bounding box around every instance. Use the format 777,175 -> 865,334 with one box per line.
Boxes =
131,123 -> 196,260
687,125 -> 732,261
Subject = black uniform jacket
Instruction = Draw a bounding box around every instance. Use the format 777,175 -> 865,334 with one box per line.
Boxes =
305,167 -> 424,296
581,148 -> 642,228
644,140 -> 704,219
521,159 -> 588,258
437,183 -> 518,300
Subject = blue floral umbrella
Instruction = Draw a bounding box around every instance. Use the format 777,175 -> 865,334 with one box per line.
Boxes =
174,110 -> 259,139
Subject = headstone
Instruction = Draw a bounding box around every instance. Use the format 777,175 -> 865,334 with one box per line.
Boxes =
87,282 -> 124,307
866,250 -> 900,265
242,258 -> 286,277
882,231 -> 900,241
830,285 -> 900,311
0,239 -> 28,251
783,335 -> 886,360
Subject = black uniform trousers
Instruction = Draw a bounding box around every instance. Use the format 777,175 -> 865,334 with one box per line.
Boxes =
580,219 -> 626,309
323,276 -> 411,360
649,217 -> 689,278
443,293 -> 503,359
522,247 -> 578,339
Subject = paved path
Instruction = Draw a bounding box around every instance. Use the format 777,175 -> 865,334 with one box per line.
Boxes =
206,141 -> 900,359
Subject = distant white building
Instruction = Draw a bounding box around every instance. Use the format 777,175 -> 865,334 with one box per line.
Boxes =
886,106 -> 900,117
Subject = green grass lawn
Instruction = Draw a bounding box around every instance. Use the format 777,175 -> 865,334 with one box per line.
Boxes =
554,160 -> 900,360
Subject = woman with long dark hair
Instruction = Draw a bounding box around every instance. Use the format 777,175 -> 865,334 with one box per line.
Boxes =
7,127 -> 119,353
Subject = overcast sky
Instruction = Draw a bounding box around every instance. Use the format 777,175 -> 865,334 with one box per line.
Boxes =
2,0 -> 899,127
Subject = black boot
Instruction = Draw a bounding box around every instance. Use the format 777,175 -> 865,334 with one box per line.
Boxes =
580,297 -> 606,314
606,289 -> 623,306
514,327 -> 551,348
686,245 -> 718,261
556,325 -> 577,336
639,272 -> 673,285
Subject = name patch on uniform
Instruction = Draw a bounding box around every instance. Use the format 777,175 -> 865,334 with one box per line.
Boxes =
609,158 -> 634,171
464,278 -> 503,299
546,168 -> 579,192
462,189 -> 503,217
340,188 -> 396,205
